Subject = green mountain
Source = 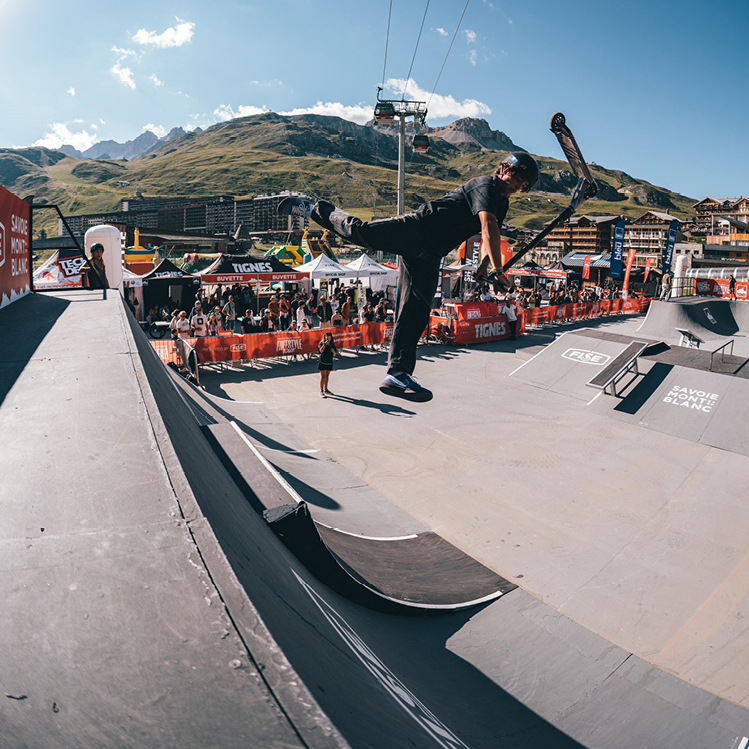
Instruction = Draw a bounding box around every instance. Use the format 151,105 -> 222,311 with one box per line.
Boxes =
0,113 -> 697,237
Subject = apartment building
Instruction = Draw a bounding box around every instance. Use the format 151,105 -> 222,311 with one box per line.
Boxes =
543,215 -> 620,264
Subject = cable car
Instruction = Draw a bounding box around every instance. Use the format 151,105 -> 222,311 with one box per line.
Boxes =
412,134 -> 430,154
374,101 -> 396,126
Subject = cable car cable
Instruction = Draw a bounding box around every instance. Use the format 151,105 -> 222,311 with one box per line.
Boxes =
401,0 -> 431,100
427,0 -> 470,111
381,0 -> 393,88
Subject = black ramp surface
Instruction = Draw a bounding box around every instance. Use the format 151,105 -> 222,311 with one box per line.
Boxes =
265,502 -> 514,612
317,524 -> 516,606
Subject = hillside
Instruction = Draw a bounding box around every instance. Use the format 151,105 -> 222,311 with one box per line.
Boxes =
0,114 -> 697,237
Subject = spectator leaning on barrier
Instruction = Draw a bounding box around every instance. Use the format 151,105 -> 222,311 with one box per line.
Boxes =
191,305 -> 209,337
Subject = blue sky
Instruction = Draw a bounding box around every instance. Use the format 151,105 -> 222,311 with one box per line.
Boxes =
1,0 -> 746,201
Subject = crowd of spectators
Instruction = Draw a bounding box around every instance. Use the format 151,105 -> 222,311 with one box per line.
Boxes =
157,280 -> 395,339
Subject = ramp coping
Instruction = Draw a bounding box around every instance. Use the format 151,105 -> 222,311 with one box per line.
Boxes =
586,339 -> 651,396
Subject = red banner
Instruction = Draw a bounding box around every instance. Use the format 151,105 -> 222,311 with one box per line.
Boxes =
622,248 -> 636,298
693,278 -> 749,300
582,255 -> 591,280
190,323 -> 394,363
0,185 -> 31,308
200,271 -> 307,284
430,312 -> 523,345
442,301 -> 500,321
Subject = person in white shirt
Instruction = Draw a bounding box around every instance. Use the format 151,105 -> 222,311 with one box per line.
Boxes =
175,311 -> 192,339
479,284 -> 493,302
499,295 -> 518,340
190,305 -> 209,337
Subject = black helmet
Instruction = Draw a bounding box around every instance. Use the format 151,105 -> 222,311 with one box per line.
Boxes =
500,152 -> 539,191
90,242 -> 105,253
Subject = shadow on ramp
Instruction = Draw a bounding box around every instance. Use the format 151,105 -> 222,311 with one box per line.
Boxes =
265,502 -> 514,615
0,293 -> 70,407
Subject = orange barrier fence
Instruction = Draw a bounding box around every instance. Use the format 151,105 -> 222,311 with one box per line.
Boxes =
521,297 -> 651,326
149,299 -> 653,365
692,278 -> 748,300
151,323 -> 395,365
429,297 -> 652,346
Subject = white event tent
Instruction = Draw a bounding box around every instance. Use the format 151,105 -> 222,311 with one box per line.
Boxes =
343,253 -> 399,292
293,253 -> 355,286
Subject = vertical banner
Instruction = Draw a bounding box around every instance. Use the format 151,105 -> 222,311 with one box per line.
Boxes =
582,254 -> 591,280
500,238 -> 513,268
662,219 -> 678,274
0,185 -> 31,309
622,246 -> 636,300
644,257 -> 652,282
610,218 -> 626,279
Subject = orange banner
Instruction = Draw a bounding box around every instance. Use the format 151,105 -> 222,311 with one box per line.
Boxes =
189,323 -> 395,363
431,298 -> 652,344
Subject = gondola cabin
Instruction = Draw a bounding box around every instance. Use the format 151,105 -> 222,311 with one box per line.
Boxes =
412,134 -> 430,154
374,102 -> 396,126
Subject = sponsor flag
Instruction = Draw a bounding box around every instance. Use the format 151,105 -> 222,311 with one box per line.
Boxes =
609,218 -> 625,279
622,246 -> 636,299
662,219 -> 678,274
582,254 -> 591,280
500,238 -> 513,268
644,257 -> 652,282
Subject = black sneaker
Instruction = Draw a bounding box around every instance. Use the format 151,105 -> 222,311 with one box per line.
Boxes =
379,372 -> 433,402
277,197 -> 314,218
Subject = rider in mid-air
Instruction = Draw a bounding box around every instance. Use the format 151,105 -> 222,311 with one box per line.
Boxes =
279,152 -> 539,402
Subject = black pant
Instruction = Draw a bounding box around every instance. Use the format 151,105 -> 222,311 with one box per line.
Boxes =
313,201 -> 442,375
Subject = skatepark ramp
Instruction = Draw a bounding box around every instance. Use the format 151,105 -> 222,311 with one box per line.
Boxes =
636,298 -> 749,356
3,291 -> 749,749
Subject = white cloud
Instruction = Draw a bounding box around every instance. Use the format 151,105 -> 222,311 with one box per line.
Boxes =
111,45 -> 138,59
468,50 -> 479,66
143,123 -> 167,138
149,73 -> 164,86
111,62 -> 136,89
132,18 -> 195,48
213,103 -> 270,121
280,102 -> 372,124
464,29 -> 477,44
67,86 -> 76,97
33,123 -> 99,152
383,78 -> 491,120
435,27 -> 448,36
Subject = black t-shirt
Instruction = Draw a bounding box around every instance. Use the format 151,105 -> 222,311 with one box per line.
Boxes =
318,341 -> 336,365
414,175 -> 509,254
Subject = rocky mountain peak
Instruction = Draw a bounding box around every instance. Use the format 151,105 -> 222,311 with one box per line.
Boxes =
429,118 -> 521,152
